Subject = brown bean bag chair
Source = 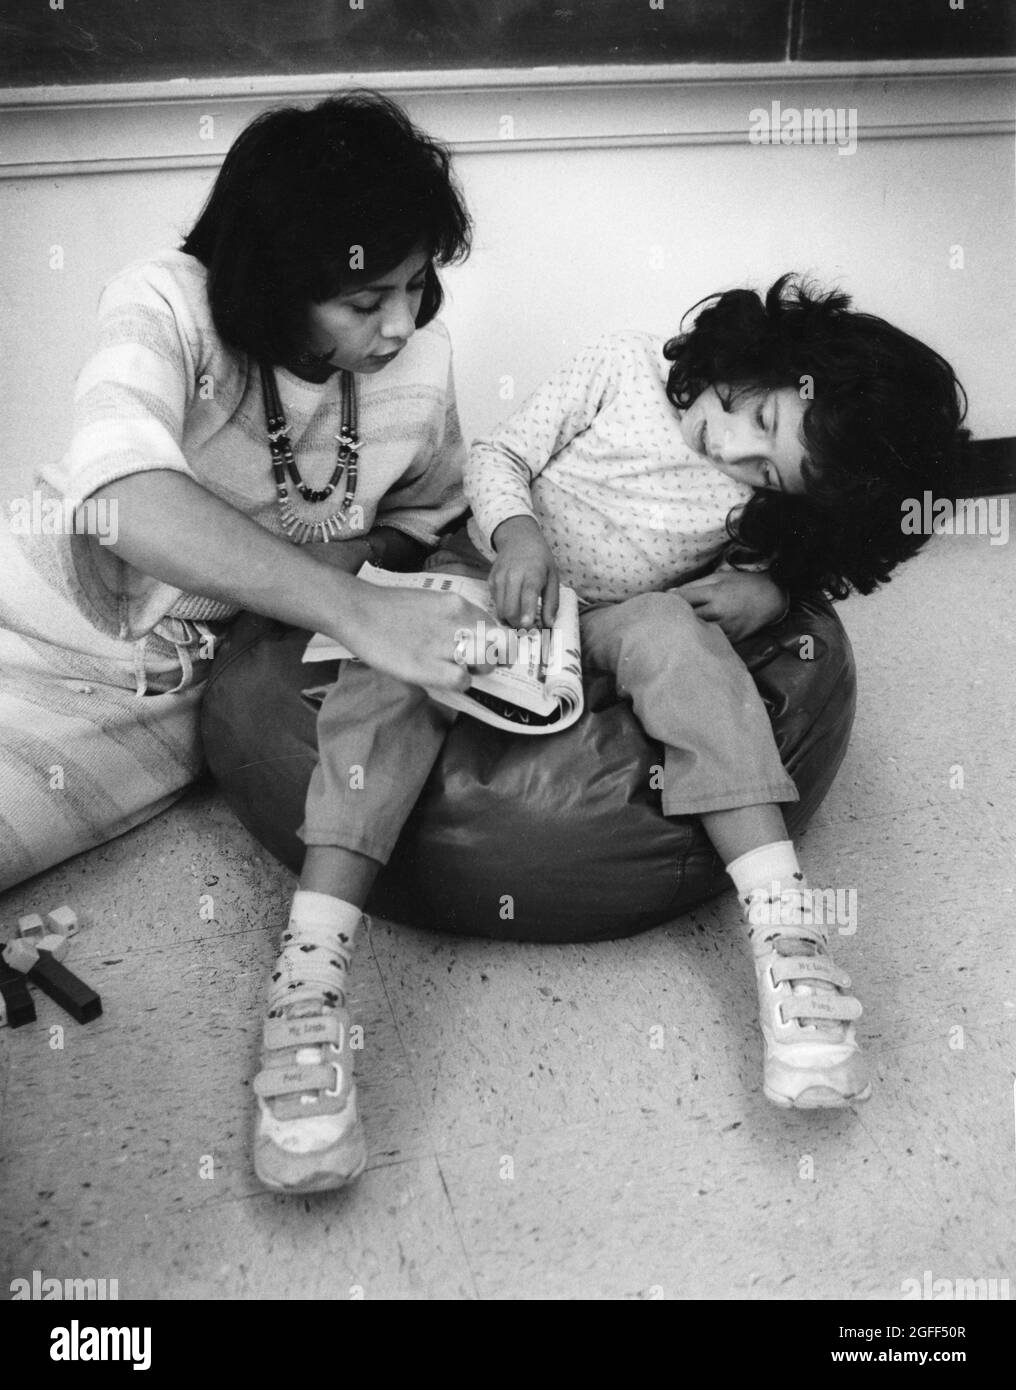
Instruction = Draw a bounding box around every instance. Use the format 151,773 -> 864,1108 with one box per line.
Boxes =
201,595 -> 855,941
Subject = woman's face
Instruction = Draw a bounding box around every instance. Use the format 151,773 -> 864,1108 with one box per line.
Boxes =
302,245 -> 430,375
679,384 -> 811,495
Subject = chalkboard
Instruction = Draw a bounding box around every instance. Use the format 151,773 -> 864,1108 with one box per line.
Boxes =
798,0 -> 1014,60
0,0 -> 1011,88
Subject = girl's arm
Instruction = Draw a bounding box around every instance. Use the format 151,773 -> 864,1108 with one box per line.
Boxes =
468,337 -> 619,625
678,570 -> 789,642
465,336 -> 619,551
95,470 -> 492,691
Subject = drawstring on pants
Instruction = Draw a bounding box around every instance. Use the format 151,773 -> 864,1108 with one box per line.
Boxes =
132,620 -> 220,698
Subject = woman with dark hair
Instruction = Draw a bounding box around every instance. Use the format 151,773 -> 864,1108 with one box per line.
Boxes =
0,91 -> 491,891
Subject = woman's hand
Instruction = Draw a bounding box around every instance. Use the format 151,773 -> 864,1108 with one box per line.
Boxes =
339,585 -> 505,692
489,516 -> 560,627
94,472 -> 502,687
677,569 -> 788,643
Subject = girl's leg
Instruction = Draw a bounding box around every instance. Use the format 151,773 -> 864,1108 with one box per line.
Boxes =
301,845 -> 377,903
580,590 -> 798,817
254,662 -> 457,1193
255,542 -> 495,1192
582,591 -> 868,1109
704,806 -> 870,1109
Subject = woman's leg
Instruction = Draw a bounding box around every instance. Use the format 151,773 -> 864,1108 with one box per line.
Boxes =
582,591 -> 869,1109
0,522 -> 209,894
0,671 -> 204,894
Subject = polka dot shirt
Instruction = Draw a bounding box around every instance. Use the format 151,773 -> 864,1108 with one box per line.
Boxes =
465,332 -> 754,604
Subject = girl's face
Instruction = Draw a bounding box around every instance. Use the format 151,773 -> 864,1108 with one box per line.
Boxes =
679,384 -> 811,495
302,244 -> 430,376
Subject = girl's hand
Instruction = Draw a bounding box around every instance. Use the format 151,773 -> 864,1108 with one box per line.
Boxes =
339,585 -> 505,692
677,570 -> 788,643
489,516 -> 560,627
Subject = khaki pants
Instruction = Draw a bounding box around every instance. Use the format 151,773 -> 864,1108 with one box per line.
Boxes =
300,538 -> 797,860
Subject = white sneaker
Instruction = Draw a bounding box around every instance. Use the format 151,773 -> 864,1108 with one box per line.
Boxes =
746,890 -> 871,1109
252,921 -> 367,1191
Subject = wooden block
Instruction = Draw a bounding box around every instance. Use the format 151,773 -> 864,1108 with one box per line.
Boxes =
2,939 -> 40,974
45,906 -> 79,936
37,934 -> 69,962
26,952 -> 101,1024
0,955 -> 37,1028
0,979 -> 36,1028
17,913 -> 45,940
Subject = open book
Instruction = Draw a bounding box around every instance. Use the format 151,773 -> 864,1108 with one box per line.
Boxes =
303,563 -> 584,735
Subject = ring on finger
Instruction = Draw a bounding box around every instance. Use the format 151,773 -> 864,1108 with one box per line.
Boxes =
452,633 -> 470,667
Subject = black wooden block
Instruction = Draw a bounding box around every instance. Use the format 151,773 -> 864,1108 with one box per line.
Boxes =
27,952 -> 102,1025
0,978 -> 37,1028
0,955 -> 38,1028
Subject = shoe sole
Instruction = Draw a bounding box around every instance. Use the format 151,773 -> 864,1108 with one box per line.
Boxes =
254,1120 -> 368,1193
765,1081 -> 872,1109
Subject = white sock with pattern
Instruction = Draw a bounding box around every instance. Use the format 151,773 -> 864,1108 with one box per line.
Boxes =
267,891 -> 361,1020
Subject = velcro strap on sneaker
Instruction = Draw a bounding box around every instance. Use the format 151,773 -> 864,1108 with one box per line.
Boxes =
780,993 -> 862,1024
254,1060 -> 343,1100
769,956 -> 852,989
263,1012 -> 345,1052
749,923 -> 829,954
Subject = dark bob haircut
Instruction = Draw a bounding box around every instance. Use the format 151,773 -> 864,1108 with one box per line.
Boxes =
664,275 -> 969,599
181,90 -> 472,365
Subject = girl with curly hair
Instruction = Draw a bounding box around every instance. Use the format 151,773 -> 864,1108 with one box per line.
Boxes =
463,273 -> 967,1117
291,272 -> 967,1193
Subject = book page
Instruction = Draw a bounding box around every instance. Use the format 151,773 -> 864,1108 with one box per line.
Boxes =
303,564 -> 584,734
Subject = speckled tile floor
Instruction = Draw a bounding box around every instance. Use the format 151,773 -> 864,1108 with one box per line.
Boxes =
1,529 -> 1013,1300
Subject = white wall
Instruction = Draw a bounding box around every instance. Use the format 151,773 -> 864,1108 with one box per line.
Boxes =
1,66 -> 1012,498
446,132 -> 1013,440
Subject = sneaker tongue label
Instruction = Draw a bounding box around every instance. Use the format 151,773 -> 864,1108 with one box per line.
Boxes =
263,1014 -> 343,1050
770,956 -> 852,988
254,1061 -> 342,1099
782,993 -> 863,1024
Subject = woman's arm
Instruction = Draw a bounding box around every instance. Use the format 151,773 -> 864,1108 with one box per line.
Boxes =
302,525 -> 430,574
95,471 -> 489,690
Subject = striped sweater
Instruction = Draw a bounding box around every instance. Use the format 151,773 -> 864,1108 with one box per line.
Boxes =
33,249 -> 468,647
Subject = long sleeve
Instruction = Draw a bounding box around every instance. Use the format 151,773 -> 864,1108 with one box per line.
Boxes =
464,336 -> 618,550
373,337 -> 469,547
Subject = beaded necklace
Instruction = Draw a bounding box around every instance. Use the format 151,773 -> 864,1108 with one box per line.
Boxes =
260,363 -> 359,543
